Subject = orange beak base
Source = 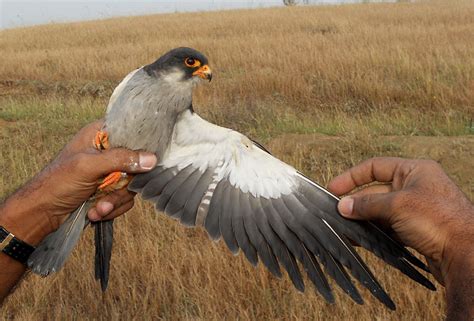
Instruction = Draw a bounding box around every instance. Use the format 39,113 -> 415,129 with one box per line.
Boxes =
192,65 -> 212,81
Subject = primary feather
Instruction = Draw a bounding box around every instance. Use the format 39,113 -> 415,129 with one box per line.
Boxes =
28,201 -> 91,275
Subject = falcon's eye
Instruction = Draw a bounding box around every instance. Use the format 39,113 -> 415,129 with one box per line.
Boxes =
185,57 -> 201,68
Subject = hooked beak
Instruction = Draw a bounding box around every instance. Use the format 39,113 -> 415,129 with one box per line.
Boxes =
192,64 -> 212,82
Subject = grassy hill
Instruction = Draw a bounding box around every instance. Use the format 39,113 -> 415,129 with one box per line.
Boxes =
1,1 -> 473,320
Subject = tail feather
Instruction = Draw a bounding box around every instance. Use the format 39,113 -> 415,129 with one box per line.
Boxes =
94,219 -> 114,291
28,201 -> 92,276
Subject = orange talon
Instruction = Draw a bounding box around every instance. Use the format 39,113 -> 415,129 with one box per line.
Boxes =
99,171 -> 126,190
97,172 -> 132,193
94,130 -> 131,193
94,130 -> 109,151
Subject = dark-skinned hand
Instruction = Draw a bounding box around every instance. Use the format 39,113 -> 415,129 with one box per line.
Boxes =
328,157 -> 474,321
0,120 -> 157,245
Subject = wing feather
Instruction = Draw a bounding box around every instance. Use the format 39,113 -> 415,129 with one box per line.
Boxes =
204,179 -> 225,240
132,166 -> 177,199
282,194 -> 363,304
219,181 -> 239,254
127,110 -> 433,308
180,169 -> 215,226
231,188 -> 258,265
292,191 -> 394,308
296,178 -> 435,291
164,167 -> 202,218
260,198 -> 308,292
270,197 -> 334,302
155,165 -> 194,213
252,197 -> 304,291
244,195 -> 282,277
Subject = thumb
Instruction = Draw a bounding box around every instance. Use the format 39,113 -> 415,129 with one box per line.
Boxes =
338,192 -> 397,222
83,148 -> 158,178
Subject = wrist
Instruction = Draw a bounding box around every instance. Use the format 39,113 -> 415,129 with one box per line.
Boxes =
442,205 -> 474,284
0,192 -> 55,246
444,237 -> 474,320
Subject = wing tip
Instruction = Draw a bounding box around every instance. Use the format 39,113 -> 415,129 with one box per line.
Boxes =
373,288 -> 396,311
319,290 -> 335,304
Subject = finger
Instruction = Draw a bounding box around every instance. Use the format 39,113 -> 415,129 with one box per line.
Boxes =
97,188 -> 135,211
337,184 -> 391,246
88,207 -> 103,222
328,157 -> 407,196
102,200 -> 135,220
349,184 -> 392,197
58,120 -> 105,159
337,191 -> 400,223
335,184 -> 393,225
88,200 -> 134,221
87,188 -> 135,221
76,148 -> 157,179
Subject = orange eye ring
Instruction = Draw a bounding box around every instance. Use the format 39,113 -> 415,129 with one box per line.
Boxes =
185,57 -> 201,68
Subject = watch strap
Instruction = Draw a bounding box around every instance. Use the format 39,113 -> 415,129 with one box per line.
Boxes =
0,226 -> 35,264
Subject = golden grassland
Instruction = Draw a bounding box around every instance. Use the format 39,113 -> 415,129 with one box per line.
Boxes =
0,0 -> 473,320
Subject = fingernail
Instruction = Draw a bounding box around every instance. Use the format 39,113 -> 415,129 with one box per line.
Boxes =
97,201 -> 114,215
338,197 -> 354,217
139,153 -> 157,170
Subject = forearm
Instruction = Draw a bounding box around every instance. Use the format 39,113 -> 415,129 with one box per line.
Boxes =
444,207 -> 474,321
445,253 -> 474,321
0,249 -> 26,305
0,191 -> 53,304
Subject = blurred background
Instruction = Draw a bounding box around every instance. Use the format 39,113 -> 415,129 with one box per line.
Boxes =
1,0 -> 399,29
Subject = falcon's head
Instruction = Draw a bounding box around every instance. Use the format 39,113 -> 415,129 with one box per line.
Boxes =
144,47 -> 212,84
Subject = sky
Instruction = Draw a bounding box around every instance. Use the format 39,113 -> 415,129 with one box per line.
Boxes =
0,0 -> 380,30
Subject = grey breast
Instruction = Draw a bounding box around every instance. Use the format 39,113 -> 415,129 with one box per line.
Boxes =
104,68 -> 193,160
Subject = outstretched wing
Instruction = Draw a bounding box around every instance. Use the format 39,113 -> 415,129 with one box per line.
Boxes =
129,110 -> 435,309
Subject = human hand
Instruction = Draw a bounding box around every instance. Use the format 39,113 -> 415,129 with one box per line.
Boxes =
328,157 -> 474,286
0,121 -> 157,245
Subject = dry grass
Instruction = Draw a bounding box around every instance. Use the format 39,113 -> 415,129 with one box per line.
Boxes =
1,1 -> 473,320
1,0 -> 473,113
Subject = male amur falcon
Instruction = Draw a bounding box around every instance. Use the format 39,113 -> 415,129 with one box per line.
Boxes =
28,47 -> 435,309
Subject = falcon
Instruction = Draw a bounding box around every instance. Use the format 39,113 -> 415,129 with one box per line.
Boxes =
28,47 -> 435,309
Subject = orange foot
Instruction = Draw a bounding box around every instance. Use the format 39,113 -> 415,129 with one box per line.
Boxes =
99,171 -> 128,190
94,130 -> 132,192
94,130 -> 109,151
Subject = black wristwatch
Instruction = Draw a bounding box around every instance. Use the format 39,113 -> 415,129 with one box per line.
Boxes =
0,226 -> 35,264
